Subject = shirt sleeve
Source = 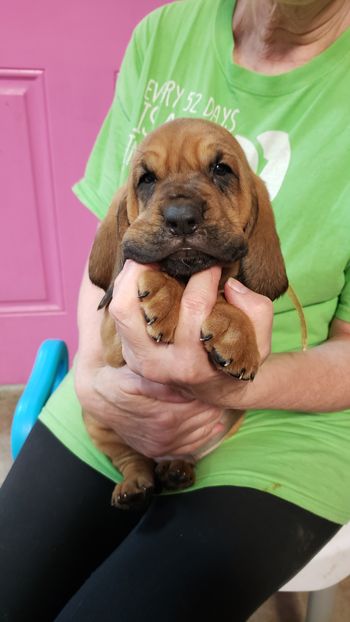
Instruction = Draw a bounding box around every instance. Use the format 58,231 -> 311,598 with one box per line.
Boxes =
335,262 -> 350,322
72,23 -> 145,220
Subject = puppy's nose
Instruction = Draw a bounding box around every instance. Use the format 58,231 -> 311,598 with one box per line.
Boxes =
164,204 -> 202,236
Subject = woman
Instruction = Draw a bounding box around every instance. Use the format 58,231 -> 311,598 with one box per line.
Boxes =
1,0 -> 350,620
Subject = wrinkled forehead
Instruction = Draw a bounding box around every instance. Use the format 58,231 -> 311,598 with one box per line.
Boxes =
132,121 -> 246,176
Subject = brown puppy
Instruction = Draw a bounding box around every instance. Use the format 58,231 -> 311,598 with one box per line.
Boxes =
85,118 -> 288,509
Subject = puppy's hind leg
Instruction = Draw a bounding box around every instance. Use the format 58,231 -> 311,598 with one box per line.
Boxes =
155,459 -> 196,491
84,414 -> 155,511
111,449 -> 155,511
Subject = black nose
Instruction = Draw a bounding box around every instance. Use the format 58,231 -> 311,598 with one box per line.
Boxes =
164,204 -> 203,236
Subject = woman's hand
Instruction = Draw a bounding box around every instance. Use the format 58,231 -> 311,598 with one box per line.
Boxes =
75,260 -> 225,458
109,260 -> 274,407
76,258 -> 274,458
76,363 -> 224,458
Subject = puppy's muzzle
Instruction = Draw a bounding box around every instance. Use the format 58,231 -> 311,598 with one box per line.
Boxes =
164,203 -> 203,236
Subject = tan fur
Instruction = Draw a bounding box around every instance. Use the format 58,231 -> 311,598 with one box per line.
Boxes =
84,118 -> 288,509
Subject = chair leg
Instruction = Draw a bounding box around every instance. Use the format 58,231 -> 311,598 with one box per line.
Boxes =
305,584 -> 338,622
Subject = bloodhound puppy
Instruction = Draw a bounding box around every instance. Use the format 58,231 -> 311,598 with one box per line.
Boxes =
85,118 -> 288,509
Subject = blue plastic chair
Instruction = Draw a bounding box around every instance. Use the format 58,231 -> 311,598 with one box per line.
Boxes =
11,339 -> 69,459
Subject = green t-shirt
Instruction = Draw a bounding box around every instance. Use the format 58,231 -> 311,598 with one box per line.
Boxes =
40,0 -> 350,524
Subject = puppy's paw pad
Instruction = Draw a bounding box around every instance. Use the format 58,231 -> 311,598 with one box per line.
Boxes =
111,477 -> 154,510
142,306 -> 174,343
155,460 -> 195,491
201,311 -> 260,381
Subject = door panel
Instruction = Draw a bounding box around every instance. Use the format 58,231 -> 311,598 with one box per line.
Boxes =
0,70 -> 63,310
0,0 -> 167,383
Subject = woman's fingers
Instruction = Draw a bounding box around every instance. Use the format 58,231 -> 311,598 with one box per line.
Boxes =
174,266 -> 221,347
92,365 -> 225,458
110,260 -> 153,344
224,278 -> 274,362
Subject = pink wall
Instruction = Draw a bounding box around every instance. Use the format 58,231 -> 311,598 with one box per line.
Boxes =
0,0 -> 169,384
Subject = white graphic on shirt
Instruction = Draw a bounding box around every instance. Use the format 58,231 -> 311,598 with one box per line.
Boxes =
123,79 -> 291,201
236,132 -> 291,201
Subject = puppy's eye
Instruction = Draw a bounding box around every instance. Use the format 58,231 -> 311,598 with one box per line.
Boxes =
138,171 -> 157,186
213,162 -> 233,177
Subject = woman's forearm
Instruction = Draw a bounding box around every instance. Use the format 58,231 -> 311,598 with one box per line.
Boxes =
75,261 -> 106,388
221,333 -> 350,413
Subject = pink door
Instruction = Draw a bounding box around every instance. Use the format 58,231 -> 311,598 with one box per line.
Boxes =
0,0 -> 167,384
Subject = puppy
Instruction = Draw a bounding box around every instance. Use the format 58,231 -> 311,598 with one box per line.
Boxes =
85,118 -> 288,509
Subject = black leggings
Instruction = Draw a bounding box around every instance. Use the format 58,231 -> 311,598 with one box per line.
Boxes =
0,421 -> 339,622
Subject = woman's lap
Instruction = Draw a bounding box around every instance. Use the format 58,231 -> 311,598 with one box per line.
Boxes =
0,421 -> 340,622
0,421 -> 143,621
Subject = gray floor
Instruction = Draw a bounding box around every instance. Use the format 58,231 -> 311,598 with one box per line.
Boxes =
1,385 -> 349,621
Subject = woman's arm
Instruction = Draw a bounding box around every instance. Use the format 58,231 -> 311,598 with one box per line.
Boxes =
110,261 -> 350,415
231,316 -> 350,413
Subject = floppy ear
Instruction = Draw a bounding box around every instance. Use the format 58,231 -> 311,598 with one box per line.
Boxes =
239,174 -> 288,301
88,185 -> 129,305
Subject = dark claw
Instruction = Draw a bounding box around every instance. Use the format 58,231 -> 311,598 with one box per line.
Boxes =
152,333 -> 163,343
144,312 -> 157,326
209,348 -> 232,368
228,371 -> 251,381
97,286 -> 114,310
200,331 -> 213,342
250,372 -> 256,381
138,289 -> 150,299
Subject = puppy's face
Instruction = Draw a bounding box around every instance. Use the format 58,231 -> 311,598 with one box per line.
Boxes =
123,119 -> 256,280
89,118 -> 288,302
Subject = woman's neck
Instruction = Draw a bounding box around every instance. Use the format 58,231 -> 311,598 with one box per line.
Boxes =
233,0 -> 350,74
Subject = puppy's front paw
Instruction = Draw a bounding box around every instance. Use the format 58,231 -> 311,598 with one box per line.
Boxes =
138,271 -> 184,344
201,302 -> 260,381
